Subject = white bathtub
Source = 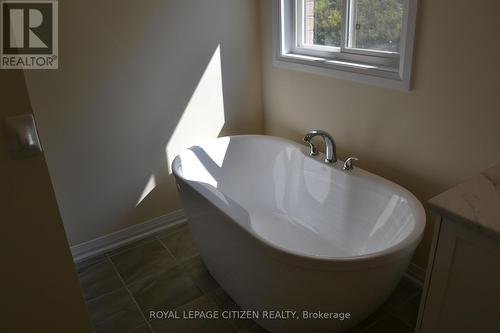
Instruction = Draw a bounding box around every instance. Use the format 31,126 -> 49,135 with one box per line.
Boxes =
172,135 -> 425,332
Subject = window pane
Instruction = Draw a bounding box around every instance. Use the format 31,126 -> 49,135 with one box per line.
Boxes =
349,0 -> 403,52
303,0 -> 342,47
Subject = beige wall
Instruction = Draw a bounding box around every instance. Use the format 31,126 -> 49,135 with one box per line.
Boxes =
23,0 -> 263,246
0,71 -> 92,332
260,0 -> 500,267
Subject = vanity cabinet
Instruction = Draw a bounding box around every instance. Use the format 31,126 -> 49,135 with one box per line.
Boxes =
417,218 -> 500,333
416,163 -> 500,333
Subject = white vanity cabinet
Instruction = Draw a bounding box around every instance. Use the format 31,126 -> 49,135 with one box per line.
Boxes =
416,163 -> 500,333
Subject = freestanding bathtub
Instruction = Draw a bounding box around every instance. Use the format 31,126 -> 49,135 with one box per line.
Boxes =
172,135 -> 425,332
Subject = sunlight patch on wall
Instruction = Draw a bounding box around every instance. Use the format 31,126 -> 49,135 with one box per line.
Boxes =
166,44 -> 225,173
136,174 -> 156,206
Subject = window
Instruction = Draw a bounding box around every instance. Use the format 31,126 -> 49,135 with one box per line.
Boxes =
273,0 -> 418,90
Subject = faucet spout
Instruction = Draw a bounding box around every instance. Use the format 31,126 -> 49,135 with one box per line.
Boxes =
303,129 -> 337,163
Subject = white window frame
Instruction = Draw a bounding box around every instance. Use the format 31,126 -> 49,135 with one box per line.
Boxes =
272,0 -> 418,90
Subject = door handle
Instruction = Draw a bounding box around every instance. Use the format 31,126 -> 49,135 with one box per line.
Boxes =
4,114 -> 42,157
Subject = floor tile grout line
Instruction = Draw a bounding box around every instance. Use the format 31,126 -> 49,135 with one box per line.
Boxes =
176,293 -> 213,311
105,254 -> 156,333
107,259 -> 183,292
155,235 -> 176,259
154,234 -> 188,269
82,231 -> 195,296
84,285 -> 125,304
155,235 -> 201,267
177,253 -> 200,263
204,289 -> 242,333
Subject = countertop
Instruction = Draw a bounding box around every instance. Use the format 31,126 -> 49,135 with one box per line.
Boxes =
428,162 -> 500,237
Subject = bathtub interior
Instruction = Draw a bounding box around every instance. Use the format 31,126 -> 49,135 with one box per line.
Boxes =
173,136 -> 424,260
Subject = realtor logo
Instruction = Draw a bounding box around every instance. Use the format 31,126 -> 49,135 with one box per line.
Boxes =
1,0 -> 58,69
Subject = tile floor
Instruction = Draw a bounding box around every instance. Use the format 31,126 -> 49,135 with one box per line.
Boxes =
76,222 -> 422,333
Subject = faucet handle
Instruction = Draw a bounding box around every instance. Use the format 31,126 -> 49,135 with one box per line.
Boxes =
303,136 -> 319,156
343,157 -> 359,171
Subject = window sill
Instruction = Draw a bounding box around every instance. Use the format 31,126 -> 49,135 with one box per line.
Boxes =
274,52 -> 409,91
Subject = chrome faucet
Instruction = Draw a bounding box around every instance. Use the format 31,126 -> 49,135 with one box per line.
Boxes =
343,157 -> 359,171
303,129 -> 337,163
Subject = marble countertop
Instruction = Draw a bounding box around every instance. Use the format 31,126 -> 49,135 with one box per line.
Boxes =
429,162 -> 500,237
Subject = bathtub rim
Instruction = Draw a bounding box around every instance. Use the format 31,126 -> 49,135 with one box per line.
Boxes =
172,135 -> 426,268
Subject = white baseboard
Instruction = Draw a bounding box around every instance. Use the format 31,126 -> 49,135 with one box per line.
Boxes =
71,209 -> 187,263
405,262 -> 426,286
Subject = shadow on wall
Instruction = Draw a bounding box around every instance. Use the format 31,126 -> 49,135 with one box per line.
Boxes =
22,0 -> 263,245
